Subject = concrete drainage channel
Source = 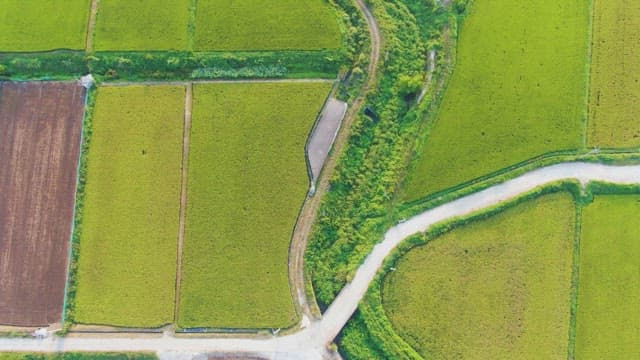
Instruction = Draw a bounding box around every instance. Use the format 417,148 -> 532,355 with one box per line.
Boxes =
306,98 -> 348,195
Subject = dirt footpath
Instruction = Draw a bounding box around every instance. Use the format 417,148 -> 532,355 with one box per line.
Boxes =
0,81 -> 85,327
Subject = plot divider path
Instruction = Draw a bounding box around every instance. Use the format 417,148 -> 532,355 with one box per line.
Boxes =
99,79 -> 335,87
174,83 -> 193,324
2,163 -> 639,359
85,0 -> 99,52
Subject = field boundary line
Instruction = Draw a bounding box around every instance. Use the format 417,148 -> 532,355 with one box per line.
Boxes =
583,0 -> 597,149
99,79 -> 335,87
174,83 -> 193,325
61,85 -> 91,329
85,0 -> 100,52
567,204 -> 583,360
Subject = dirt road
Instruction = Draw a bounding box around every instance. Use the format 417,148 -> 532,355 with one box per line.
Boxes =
287,0 -> 383,321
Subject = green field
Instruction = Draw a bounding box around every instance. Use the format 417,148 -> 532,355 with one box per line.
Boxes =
575,195 -> 640,358
194,0 -> 342,51
383,193 -> 575,359
93,0 -> 190,51
587,0 -> 640,148
75,86 -> 185,327
0,0 -> 90,51
402,0 -> 590,201
178,82 -> 332,328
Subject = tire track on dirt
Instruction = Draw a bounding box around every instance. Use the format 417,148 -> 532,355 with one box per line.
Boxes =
174,84 -> 193,324
85,0 -> 99,51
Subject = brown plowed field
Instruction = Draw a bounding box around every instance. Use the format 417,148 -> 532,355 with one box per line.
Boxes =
0,81 -> 85,327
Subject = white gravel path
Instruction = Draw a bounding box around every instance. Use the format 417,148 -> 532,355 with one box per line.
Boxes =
1,162 -> 639,359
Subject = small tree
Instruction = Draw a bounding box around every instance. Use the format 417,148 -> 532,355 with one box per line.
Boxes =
397,74 -> 423,99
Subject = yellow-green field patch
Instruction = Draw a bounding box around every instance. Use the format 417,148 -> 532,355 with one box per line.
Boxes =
575,195 -> 640,358
93,0 -> 190,51
0,0 -> 90,51
194,0 -> 342,51
178,82 -> 332,329
75,86 -> 184,327
587,0 -> 640,148
383,193 -> 575,359
402,0 -> 589,200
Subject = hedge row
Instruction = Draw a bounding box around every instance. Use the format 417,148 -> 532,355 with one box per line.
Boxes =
0,50 -> 345,81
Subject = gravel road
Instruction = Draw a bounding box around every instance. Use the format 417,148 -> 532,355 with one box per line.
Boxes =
1,162 -> 639,359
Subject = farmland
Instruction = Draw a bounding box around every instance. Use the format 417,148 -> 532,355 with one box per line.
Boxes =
178,82 -> 332,329
0,82 -> 85,327
402,0 -> 589,201
74,86 -> 185,328
194,0 -> 342,51
382,193 -> 575,359
0,0 -> 90,52
587,0 -> 640,148
93,0 -> 190,51
575,195 -> 640,358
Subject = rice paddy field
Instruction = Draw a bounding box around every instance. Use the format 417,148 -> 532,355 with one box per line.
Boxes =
178,82 -> 332,329
74,86 -> 185,327
402,0 -> 590,201
93,0 -> 190,51
575,195 -> 640,359
382,193 -> 575,359
587,0 -> 640,148
0,0 -> 90,51
194,0 -> 342,51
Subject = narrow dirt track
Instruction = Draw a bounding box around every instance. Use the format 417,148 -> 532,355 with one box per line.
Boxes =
288,0 -> 383,321
174,84 -> 193,323
85,0 -> 100,51
2,163 -> 639,359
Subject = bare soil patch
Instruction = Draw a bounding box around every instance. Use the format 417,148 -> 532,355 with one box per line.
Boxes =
0,81 -> 85,327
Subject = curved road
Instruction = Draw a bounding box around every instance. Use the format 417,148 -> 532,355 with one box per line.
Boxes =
2,162 -> 640,359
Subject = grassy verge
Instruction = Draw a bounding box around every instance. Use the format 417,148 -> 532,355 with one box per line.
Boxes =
0,0 -> 90,52
587,0 -> 640,148
402,0 -> 591,200
74,86 -> 184,327
575,195 -> 640,358
178,82 -> 332,329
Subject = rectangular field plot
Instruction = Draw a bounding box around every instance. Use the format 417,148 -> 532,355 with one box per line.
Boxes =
575,195 -> 640,359
383,193 -> 576,359
587,0 -> 640,148
0,0 -> 90,51
178,82 -> 332,328
0,82 -> 85,326
74,86 -> 185,328
194,0 -> 342,51
93,0 -> 190,51
402,0 -> 589,201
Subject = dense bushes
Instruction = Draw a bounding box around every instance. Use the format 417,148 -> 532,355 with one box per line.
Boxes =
306,0 -> 433,310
